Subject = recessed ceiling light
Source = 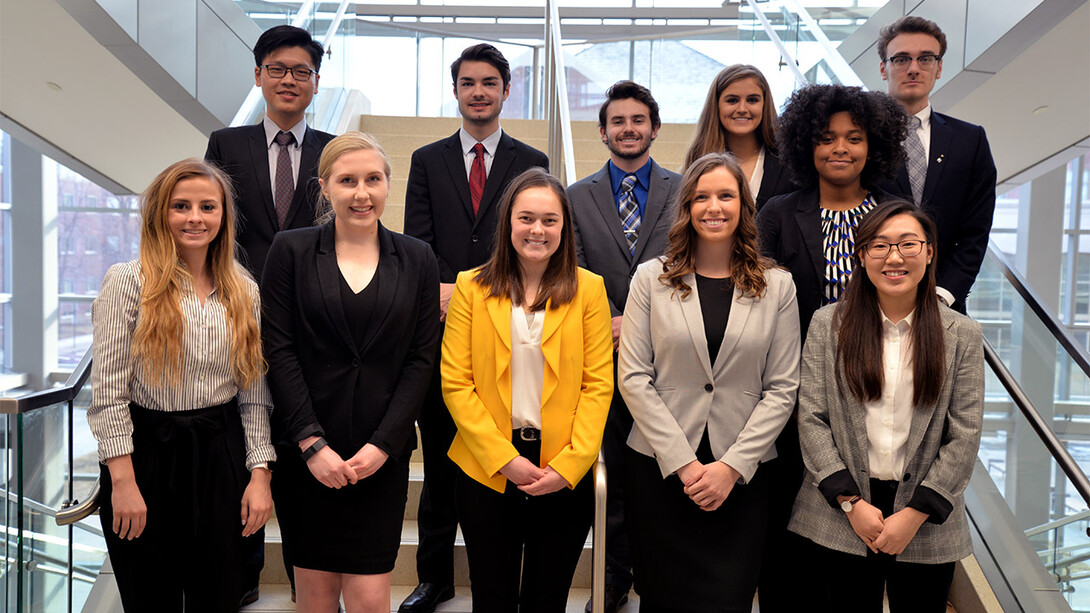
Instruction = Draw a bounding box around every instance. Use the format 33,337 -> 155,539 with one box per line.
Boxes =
1032,105 -> 1049,115
47,82 -> 62,92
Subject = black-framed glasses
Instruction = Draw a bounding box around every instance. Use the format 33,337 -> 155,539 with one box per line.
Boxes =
864,239 -> 929,259
883,54 -> 942,70
262,64 -> 316,80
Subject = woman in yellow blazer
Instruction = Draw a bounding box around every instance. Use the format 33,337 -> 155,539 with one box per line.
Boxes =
441,168 -> 614,613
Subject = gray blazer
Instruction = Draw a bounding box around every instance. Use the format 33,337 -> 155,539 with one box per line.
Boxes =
570,160 -> 680,317
788,305 -> 984,564
617,259 -> 800,482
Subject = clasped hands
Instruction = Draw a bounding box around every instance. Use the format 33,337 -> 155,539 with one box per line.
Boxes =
302,437 -> 388,489
676,460 -> 740,512
843,499 -> 928,555
499,456 -> 571,496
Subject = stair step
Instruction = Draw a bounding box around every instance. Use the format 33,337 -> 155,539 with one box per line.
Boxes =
241,583 -> 643,612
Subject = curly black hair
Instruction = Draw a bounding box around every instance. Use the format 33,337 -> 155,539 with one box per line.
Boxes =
777,84 -> 909,191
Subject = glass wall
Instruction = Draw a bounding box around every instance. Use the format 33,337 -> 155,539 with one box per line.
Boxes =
0,131 -> 11,372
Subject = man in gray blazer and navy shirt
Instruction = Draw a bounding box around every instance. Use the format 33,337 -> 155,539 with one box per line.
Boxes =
568,80 -> 680,613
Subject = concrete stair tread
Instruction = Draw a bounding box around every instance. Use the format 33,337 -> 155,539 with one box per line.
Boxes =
241,583 -> 642,612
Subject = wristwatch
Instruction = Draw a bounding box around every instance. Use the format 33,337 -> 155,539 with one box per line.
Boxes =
840,495 -> 862,513
301,437 -> 328,462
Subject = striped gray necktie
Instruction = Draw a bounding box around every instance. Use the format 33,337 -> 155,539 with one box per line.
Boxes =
618,174 -> 640,257
905,116 -> 926,206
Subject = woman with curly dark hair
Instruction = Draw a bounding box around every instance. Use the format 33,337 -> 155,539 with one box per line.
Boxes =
753,83 -> 908,613
682,65 -> 795,210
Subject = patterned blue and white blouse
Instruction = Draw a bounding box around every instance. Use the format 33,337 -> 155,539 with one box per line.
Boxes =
820,195 -> 877,304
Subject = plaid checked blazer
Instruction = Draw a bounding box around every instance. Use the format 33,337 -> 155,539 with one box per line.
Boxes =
788,304 -> 984,564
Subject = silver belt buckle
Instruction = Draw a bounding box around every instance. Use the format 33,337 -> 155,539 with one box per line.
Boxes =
519,426 -> 540,441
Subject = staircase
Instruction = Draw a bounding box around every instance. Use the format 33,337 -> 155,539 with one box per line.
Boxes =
241,429 -> 640,612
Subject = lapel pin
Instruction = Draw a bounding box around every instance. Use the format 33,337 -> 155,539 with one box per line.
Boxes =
936,154 -> 945,164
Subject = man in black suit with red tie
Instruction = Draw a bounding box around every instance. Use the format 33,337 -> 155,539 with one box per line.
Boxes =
400,43 -> 548,613
877,15 -> 997,311
204,25 -> 334,606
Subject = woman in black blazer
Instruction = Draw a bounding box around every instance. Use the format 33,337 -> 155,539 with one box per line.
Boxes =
261,132 -> 440,612
682,64 -> 795,210
753,84 -> 908,613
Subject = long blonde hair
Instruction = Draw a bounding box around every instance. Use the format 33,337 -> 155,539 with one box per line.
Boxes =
132,159 -> 264,387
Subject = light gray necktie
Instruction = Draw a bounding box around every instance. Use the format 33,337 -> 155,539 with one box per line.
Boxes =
904,116 -> 926,206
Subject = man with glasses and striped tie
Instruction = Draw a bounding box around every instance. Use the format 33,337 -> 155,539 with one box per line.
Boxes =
205,24 -> 335,607
877,15 -> 997,313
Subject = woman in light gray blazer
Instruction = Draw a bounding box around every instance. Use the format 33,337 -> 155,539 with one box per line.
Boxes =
617,152 -> 800,612
789,201 -> 984,613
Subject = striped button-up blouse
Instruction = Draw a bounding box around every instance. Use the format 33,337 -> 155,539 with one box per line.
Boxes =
87,260 -> 275,470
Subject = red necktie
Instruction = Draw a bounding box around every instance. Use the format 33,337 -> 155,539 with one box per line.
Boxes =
470,143 -> 486,216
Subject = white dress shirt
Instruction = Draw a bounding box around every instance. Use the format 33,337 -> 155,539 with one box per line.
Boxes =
748,146 -> 766,198
913,105 -> 932,167
459,126 -> 503,179
864,309 -> 915,481
263,115 -> 307,197
510,304 -> 544,430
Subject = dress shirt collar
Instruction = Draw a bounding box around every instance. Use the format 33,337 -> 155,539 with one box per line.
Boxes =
459,126 -> 503,157
914,104 -> 932,133
608,158 -> 653,196
263,115 -> 307,150
879,306 -> 915,332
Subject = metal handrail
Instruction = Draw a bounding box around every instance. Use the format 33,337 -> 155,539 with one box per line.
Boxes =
984,241 -> 1090,381
983,337 -> 1090,507
591,451 -> 607,613
0,348 -> 91,415
56,480 -> 101,528
544,0 -> 577,186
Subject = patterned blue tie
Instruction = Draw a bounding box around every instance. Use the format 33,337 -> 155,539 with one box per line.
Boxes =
618,174 -> 640,257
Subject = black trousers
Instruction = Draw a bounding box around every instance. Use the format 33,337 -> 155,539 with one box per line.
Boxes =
812,479 -> 955,613
415,357 -> 460,586
756,418 -> 811,613
100,401 -> 247,613
600,364 -> 634,591
456,435 -> 593,613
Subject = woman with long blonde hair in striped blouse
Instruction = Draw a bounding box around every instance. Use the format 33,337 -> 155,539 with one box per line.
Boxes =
87,158 -> 275,612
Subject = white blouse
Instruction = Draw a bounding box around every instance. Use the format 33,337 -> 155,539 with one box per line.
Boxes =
509,304 -> 544,430
864,309 -> 915,481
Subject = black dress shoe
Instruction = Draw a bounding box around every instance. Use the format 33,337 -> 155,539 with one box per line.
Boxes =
584,584 -> 630,613
398,583 -> 455,613
238,586 -> 259,608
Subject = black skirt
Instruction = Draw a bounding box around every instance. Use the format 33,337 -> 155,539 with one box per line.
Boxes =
624,434 -> 770,612
272,448 -> 409,575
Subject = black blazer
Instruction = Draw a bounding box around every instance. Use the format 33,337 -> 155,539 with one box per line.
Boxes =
261,222 -> 440,461
206,123 -> 335,278
403,130 -> 549,282
754,150 -> 796,212
569,159 -> 680,317
880,111 -> 996,307
756,186 -> 896,339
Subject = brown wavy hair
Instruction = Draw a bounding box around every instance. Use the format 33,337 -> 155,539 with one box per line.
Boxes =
133,159 -> 264,387
659,152 -> 773,299
474,168 -> 578,311
835,200 -> 945,407
682,64 -> 779,171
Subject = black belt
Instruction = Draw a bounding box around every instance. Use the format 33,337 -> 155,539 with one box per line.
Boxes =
515,426 -> 541,441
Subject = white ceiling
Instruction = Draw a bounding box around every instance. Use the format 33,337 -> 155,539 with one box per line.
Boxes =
0,0 -> 208,195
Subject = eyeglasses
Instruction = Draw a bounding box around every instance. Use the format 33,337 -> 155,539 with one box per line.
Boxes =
261,65 -> 316,80
864,239 -> 929,259
883,54 -> 942,70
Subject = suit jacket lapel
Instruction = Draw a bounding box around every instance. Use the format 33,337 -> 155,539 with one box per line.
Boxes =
246,126 -> 278,231
486,293 -> 514,416
922,112 -> 952,206
901,312 -> 957,465
476,133 -> 517,228
587,164 -> 630,260
442,132 -> 475,220
794,189 -> 825,287
678,273 -> 714,381
540,299 -> 572,410
631,160 -> 671,264
284,127 -> 322,228
711,287 -> 752,374
357,224 -> 400,355
314,223 -> 359,356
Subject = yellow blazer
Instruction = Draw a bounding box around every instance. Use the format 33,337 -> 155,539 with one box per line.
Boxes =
442,267 -> 614,493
